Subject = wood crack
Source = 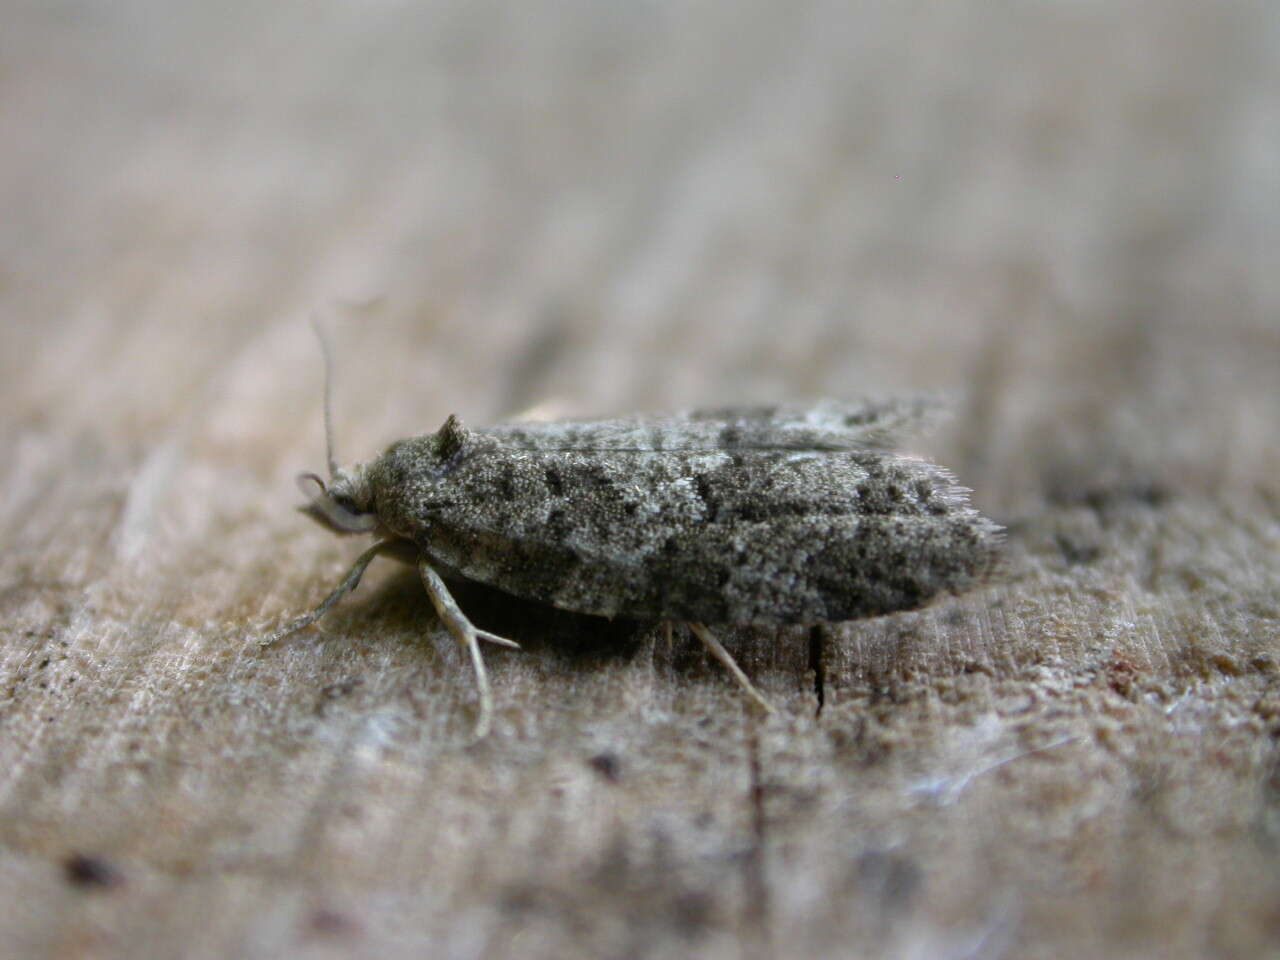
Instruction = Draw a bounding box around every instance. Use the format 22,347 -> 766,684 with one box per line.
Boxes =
744,731 -> 772,959
808,625 -> 827,714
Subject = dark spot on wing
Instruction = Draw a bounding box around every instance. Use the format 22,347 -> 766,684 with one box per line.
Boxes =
544,466 -> 564,496
498,462 -> 518,500
718,423 -> 744,447
693,474 -> 720,522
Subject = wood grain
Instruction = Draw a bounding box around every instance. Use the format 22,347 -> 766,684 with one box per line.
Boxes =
2,2 -> 1277,957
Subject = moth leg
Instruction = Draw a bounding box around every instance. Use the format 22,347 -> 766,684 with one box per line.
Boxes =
688,623 -> 776,715
476,629 -> 521,650
418,559 -> 511,739
262,539 -> 393,647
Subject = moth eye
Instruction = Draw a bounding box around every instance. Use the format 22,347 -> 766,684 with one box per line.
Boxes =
320,495 -> 377,533
295,472 -> 376,533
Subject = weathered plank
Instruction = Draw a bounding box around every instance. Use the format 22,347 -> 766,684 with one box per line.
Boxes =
1,1 -> 1277,957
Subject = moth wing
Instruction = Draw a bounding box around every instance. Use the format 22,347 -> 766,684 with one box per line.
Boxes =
483,398 -> 944,452
680,398 -> 946,450
418,443 -> 1000,625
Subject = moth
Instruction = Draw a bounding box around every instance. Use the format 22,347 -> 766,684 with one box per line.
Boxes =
266,346 -> 1001,738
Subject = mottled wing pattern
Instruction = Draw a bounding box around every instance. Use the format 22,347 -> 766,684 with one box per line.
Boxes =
381,431 -> 1000,626
483,398 -> 944,453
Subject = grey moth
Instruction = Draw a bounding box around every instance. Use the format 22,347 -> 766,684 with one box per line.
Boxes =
268,364 -> 1000,737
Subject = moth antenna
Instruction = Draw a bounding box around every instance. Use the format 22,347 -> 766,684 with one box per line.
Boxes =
310,314 -> 341,479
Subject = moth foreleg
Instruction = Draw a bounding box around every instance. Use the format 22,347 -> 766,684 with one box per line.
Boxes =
475,628 -> 521,650
262,539 -> 393,648
418,559 -> 516,739
688,623 -> 776,715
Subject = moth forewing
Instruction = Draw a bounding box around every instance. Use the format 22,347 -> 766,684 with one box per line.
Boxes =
483,397 -> 947,453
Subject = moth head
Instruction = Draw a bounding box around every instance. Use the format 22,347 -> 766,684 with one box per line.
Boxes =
297,466 -> 377,534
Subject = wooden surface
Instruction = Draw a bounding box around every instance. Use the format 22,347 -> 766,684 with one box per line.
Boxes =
2,2 -> 1278,957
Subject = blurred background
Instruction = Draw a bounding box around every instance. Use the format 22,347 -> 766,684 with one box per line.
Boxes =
3,0 -> 1275,506
2,2 -> 1278,956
